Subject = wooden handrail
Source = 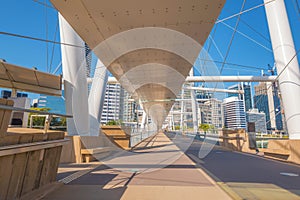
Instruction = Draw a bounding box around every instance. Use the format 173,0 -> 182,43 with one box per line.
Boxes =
0,104 -> 72,133
0,139 -> 69,157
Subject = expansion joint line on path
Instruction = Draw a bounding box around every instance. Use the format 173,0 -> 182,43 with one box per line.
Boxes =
58,164 -> 101,184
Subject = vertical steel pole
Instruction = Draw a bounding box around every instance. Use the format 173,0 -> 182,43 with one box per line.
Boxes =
264,0 -> 300,139
141,110 -> 147,129
180,88 -> 184,132
190,90 -> 198,133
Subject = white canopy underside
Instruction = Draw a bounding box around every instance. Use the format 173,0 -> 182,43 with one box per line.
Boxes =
51,0 -> 225,126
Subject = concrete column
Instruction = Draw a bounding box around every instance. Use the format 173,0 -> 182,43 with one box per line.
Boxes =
59,13 -> 90,136
88,59 -> 108,135
264,0 -> 300,139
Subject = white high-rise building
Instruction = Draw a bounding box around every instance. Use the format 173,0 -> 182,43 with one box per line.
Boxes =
223,97 -> 247,130
199,98 -> 223,129
101,83 -> 136,124
120,88 -> 136,123
101,83 -> 121,124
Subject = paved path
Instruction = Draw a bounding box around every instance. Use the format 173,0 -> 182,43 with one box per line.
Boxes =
186,139 -> 300,200
43,133 -> 231,200
43,132 -> 300,200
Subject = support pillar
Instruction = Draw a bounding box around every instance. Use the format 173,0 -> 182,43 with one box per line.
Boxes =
180,88 -> 184,132
59,13 -> 89,136
266,82 -> 276,130
190,89 -> 198,133
189,68 -> 198,133
141,110 -> 147,129
264,0 -> 300,139
88,59 -> 108,135
11,89 -> 17,98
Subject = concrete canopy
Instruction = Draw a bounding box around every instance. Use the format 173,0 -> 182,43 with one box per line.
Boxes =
51,0 -> 225,128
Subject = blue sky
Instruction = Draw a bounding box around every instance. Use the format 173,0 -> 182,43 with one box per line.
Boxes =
0,0 -> 300,100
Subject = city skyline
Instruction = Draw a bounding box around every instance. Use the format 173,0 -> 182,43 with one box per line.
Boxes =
1,0 -> 300,102
1,0 -> 299,133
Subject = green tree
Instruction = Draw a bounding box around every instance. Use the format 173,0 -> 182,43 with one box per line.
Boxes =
199,124 -> 211,133
60,117 -> 66,126
28,107 -> 51,128
116,119 -> 123,125
50,117 -> 66,127
107,120 -> 117,125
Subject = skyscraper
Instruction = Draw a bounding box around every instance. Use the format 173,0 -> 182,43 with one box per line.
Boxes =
254,82 -> 283,131
199,98 -> 223,129
223,97 -> 247,130
120,87 -> 137,123
84,43 -> 92,78
246,108 -> 267,133
101,83 -> 136,124
228,83 -> 253,112
101,83 -> 121,124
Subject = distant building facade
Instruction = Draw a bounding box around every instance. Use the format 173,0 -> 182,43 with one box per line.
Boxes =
0,90 -> 29,127
101,83 -> 136,124
1,90 -> 28,99
9,97 -> 31,127
223,97 -> 247,130
246,108 -> 267,133
101,83 -> 121,124
120,88 -> 137,123
199,98 -> 223,129
254,82 -> 283,130
228,83 -> 252,112
38,91 -> 66,114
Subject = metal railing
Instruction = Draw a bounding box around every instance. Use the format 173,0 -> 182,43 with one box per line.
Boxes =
29,115 -> 67,130
130,128 -> 157,147
255,132 -> 288,148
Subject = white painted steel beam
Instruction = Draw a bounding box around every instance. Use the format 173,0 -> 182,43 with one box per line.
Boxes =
185,87 -> 244,94
190,89 -> 198,132
86,76 -> 277,84
185,76 -> 277,82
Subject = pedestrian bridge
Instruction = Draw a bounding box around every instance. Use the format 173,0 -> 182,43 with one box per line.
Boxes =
53,0 -> 225,132
1,0 -> 300,199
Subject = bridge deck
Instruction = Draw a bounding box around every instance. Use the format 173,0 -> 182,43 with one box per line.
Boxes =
42,132 -> 300,200
43,132 -> 230,200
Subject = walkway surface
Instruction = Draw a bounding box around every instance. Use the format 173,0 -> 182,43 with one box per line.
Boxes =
43,132 -> 231,200
186,140 -> 300,200
42,132 -> 300,200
